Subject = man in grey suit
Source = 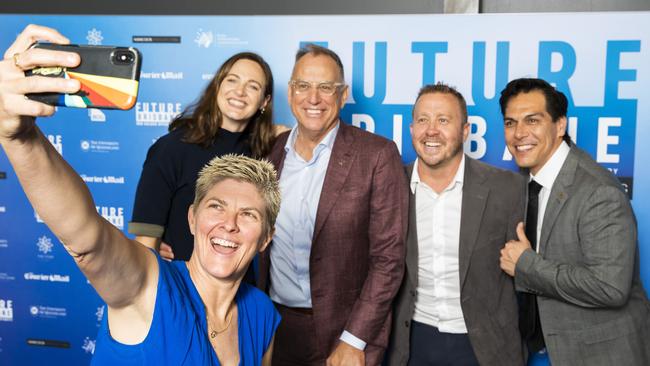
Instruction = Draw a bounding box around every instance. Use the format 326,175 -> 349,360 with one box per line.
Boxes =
387,83 -> 526,366
499,78 -> 650,365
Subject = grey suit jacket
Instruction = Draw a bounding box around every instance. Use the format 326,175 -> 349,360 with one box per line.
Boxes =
516,146 -> 650,366
387,157 -> 526,366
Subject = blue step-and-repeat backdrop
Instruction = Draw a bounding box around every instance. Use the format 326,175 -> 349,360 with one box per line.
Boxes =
0,12 -> 649,365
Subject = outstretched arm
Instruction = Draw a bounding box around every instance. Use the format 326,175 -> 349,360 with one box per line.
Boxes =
0,25 -> 156,325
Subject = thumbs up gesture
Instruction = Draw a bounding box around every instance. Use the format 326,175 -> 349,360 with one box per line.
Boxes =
500,222 -> 533,277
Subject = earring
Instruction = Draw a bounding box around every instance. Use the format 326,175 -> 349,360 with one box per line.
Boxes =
260,107 -> 266,114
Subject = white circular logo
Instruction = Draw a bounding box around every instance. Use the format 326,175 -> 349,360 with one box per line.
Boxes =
30,306 -> 38,315
80,140 -> 90,151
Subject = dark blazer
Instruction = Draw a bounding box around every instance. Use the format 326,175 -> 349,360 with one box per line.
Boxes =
258,122 -> 409,365
515,146 -> 650,365
387,157 -> 526,366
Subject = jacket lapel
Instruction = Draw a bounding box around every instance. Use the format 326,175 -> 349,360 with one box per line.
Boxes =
268,131 -> 290,178
537,147 -> 577,254
405,164 -> 418,287
312,123 -> 355,242
459,158 -> 489,290
258,131 -> 290,291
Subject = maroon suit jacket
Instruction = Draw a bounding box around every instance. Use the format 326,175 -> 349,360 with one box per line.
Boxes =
258,122 -> 408,364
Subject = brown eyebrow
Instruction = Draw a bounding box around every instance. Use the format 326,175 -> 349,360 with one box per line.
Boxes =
226,73 -> 263,87
206,197 -> 227,206
207,197 -> 262,216
504,112 -> 544,122
524,112 -> 544,119
240,207 -> 263,217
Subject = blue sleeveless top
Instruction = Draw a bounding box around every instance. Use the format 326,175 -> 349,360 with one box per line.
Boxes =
91,254 -> 280,365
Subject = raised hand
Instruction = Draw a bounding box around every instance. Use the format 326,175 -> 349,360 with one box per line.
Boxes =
159,241 -> 175,261
500,222 -> 533,277
0,24 -> 79,140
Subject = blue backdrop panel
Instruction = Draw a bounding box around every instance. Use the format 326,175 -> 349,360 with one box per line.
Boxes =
0,13 -> 648,365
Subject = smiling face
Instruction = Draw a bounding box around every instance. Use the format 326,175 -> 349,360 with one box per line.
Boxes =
216,59 -> 270,132
410,92 -> 469,172
188,178 -> 271,282
503,91 -> 566,175
288,54 -> 348,141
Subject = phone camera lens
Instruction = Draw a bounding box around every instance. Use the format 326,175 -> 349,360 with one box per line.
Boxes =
112,50 -> 135,65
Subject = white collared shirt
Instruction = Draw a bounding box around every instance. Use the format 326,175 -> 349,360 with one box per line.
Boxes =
529,141 -> 571,252
270,122 -> 339,307
410,156 -> 467,334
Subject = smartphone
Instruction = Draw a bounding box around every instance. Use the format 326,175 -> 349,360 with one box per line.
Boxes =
25,43 -> 142,110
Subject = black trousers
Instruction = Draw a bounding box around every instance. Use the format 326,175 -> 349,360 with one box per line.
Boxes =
407,320 -> 479,366
272,303 -> 324,366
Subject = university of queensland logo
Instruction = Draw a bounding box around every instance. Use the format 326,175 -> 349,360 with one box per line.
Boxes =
80,140 -> 91,152
29,305 -> 67,319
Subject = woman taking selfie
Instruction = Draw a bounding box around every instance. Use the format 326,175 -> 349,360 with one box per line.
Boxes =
0,25 -> 281,366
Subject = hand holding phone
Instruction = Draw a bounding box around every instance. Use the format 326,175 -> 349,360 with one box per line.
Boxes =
25,43 -> 142,110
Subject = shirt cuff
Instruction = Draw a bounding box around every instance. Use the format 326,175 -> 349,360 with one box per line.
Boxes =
127,222 -> 164,237
340,330 -> 366,351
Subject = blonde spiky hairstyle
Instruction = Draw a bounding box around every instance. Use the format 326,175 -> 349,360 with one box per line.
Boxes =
193,154 -> 280,241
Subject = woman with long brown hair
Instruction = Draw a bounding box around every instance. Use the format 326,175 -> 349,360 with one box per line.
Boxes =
129,52 -> 283,261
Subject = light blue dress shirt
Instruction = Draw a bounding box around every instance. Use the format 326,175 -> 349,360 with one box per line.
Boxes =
269,123 -> 339,308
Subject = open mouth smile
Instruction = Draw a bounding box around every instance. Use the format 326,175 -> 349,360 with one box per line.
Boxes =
210,237 -> 240,253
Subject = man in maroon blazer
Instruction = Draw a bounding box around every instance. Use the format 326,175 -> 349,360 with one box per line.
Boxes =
258,44 -> 408,365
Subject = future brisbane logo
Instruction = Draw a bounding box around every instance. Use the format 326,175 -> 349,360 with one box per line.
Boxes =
0,299 -> 13,322
309,40 -> 641,197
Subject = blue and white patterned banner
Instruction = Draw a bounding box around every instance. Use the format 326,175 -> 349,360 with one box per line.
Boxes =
0,13 -> 649,365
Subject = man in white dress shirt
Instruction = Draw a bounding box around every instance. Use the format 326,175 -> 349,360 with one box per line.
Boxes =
388,83 -> 526,366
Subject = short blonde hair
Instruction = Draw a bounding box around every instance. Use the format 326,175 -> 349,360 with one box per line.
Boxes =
193,154 -> 280,242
